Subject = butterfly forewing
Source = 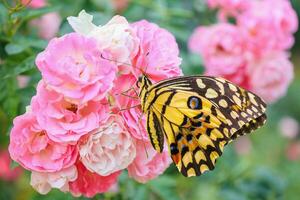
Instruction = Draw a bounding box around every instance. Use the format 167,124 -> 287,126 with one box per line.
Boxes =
140,75 -> 267,177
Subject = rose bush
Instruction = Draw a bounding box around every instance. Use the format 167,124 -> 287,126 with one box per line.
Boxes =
9,11 -> 181,197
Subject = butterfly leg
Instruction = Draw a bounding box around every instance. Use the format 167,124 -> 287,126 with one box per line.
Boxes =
137,111 -> 149,158
116,87 -> 139,99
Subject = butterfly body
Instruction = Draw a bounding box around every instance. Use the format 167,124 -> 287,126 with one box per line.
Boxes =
137,75 -> 267,177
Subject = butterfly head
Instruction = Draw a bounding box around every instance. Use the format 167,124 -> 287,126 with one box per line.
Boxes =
136,75 -> 152,112
136,75 -> 152,90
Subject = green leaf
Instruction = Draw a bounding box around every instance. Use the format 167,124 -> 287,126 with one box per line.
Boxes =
10,160 -> 20,169
4,43 -> 27,55
148,176 -> 179,200
0,107 -> 8,138
133,186 -> 149,200
4,33 -> 47,55
0,4 -> 8,27
0,77 -> 20,121
0,56 -> 36,80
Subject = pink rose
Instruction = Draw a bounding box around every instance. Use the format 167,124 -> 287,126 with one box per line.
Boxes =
30,166 -> 77,194
207,0 -> 248,11
205,66 -> 250,89
238,0 -> 298,55
21,0 -> 46,8
9,112 -> 78,172
189,23 -> 250,87
127,140 -> 171,183
69,162 -> 121,198
248,52 -> 294,103
111,20 -> 182,142
31,81 -> 109,143
0,150 -> 22,181
30,12 -> 62,40
68,12 -> 139,64
79,115 -> 136,176
189,24 -> 246,75
36,33 -> 117,104
130,20 -> 182,82
111,74 -> 149,140
207,0 -> 250,20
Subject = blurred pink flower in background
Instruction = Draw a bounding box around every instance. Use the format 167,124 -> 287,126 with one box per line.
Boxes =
30,12 -> 62,40
127,140 -> 171,183
9,112 -> 78,172
21,0 -> 46,8
237,0 -> 298,55
30,166 -> 77,194
36,33 -> 117,104
207,0 -> 247,10
69,162 -> 121,198
22,0 -> 61,40
279,116 -> 299,139
111,0 -> 129,12
233,136 -> 252,155
286,142 -> 300,161
188,23 -> 246,74
207,0 -> 249,20
248,52 -> 293,103
0,150 -> 22,181
188,23 -> 249,87
17,75 -> 30,88
79,115 -> 136,176
190,0 -> 297,103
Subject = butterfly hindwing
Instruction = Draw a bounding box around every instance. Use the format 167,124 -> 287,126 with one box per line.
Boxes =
197,77 -> 267,140
146,109 -> 164,153
139,75 -> 267,177
150,91 -> 230,177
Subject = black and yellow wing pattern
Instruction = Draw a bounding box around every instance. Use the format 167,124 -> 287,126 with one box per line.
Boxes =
138,75 -> 267,177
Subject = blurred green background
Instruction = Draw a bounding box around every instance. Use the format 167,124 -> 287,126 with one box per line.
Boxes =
0,0 -> 300,200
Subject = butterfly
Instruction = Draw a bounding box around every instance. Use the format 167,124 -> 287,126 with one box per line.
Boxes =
137,75 -> 267,177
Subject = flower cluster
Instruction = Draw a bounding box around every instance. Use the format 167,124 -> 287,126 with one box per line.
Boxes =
9,11 -> 182,197
189,0 -> 298,103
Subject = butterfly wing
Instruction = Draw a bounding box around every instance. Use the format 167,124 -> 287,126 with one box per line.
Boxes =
144,76 -> 267,177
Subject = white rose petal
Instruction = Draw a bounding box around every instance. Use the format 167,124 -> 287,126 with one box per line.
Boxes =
30,166 -> 78,194
67,10 -> 98,35
79,115 -> 136,176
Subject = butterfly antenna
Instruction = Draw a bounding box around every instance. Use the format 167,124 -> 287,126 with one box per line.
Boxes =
100,53 -> 132,66
118,104 -> 141,112
132,86 -> 139,97
100,53 -> 148,76
117,86 -> 139,99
